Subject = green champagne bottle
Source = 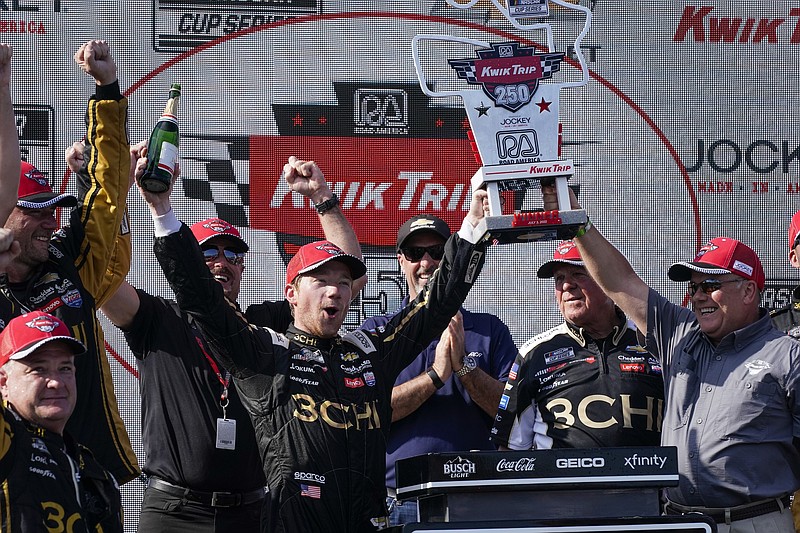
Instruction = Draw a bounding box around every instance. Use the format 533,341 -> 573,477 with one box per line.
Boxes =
139,83 -> 181,193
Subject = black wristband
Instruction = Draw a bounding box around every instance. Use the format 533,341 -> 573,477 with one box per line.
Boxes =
314,193 -> 339,214
426,366 -> 445,390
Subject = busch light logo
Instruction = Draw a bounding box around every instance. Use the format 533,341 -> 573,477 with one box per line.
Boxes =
443,457 -> 477,479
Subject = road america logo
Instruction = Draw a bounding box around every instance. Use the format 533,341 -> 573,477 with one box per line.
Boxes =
448,42 -> 564,112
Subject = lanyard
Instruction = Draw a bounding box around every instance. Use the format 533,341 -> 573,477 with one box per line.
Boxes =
194,337 -> 231,415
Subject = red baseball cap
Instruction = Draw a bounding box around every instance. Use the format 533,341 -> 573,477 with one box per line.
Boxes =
0,311 -> 85,366
190,218 -> 249,253
17,161 -> 78,209
286,241 -> 367,285
789,209 -> 800,250
668,237 -> 765,290
537,240 -> 585,278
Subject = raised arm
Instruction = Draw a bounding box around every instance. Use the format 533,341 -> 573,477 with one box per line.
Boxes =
543,184 -> 649,333
0,45 -> 19,226
67,139 -> 144,328
283,156 -> 367,294
69,40 -> 131,305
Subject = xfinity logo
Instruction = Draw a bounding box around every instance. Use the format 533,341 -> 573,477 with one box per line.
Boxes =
555,457 -> 604,469
624,453 -> 667,470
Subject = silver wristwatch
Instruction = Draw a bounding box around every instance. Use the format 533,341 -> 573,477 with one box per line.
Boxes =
455,352 -> 479,377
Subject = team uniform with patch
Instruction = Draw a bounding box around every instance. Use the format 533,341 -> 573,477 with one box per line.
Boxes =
0,85 -> 138,485
492,318 -> 664,450
0,404 -> 123,532
154,223 -> 486,533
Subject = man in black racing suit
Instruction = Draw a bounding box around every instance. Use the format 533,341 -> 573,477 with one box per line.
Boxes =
146,180 -> 489,532
492,241 -> 664,450
0,307 -> 123,532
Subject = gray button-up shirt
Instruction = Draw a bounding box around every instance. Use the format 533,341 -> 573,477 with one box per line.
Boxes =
646,288 -> 800,507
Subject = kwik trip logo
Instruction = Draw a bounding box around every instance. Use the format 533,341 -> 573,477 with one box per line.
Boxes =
448,42 -> 564,112
443,457 -> 477,479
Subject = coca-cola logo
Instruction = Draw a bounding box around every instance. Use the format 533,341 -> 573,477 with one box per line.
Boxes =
496,457 -> 536,472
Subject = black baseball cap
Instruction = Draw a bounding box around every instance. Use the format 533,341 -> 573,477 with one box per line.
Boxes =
396,215 -> 451,250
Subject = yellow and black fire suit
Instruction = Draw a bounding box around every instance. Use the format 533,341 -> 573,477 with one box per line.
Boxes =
0,81 -> 139,485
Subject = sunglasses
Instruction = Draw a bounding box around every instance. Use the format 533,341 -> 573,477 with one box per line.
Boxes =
400,244 -> 445,262
201,246 -> 245,266
687,279 -> 740,296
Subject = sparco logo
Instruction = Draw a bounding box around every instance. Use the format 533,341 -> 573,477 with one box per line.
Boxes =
294,471 -> 326,484
555,457 -> 605,468
153,0 -> 321,52
443,457 -> 476,479
496,457 -> 536,472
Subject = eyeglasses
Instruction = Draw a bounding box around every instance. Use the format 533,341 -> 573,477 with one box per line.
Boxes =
400,244 -> 445,262
201,246 -> 245,266
687,279 -> 740,296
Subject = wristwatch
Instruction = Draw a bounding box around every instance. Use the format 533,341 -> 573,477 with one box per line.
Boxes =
455,352 -> 479,377
314,193 -> 340,214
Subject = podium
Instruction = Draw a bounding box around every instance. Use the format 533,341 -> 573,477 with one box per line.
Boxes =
394,447 -> 716,532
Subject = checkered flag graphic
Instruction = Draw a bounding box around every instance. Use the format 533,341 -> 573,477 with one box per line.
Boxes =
540,53 -> 564,79
178,136 -> 251,227
448,59 -> 479,83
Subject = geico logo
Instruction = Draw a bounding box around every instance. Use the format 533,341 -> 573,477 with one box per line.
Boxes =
555,457 -> 605,468
545,394 -> 663,432
292,394 -> 381,430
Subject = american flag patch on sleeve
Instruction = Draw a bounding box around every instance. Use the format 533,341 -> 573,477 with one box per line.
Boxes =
300,484 -> 321,499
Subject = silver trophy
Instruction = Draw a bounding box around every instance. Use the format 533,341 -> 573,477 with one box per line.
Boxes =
412,0 -> 592,243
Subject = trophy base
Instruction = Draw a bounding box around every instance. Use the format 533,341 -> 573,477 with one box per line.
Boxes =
477,209 -> 588,244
